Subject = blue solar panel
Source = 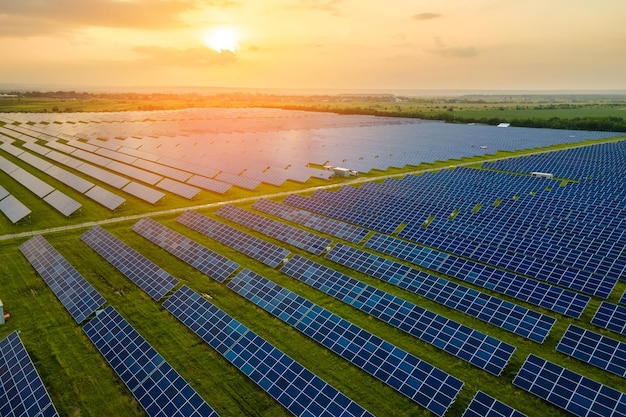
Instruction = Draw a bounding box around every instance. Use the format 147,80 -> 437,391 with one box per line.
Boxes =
281,255 -> 515,376
81,225 -> 178,301
177,210 -> 290,268
253,198 -> 370,244
556,324 -> 626,378
19,234 -> 106,323
228,268 -> 464,416
0,331 -> 59,417
162,286 -> 374,417
461,391 -> 527,417
217,204 -> 332,255
591,302 -> 626,336
83,306 -> 219,417
620,290 -> 626,305
326,243 -> 555,343
132,217 -> 239,283
513,354 -> 626,417
365,233 -> 590,319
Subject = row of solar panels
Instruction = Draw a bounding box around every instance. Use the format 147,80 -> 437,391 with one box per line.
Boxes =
15,232 -> 373,417
11,199 -> 626,416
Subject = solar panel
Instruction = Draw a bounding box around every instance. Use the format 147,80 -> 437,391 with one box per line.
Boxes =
591,302 -> 626,336
163,286 -> 374,417
461,391 -> 527,417
281,255 -> 515,376
10,167 -> 55,198
132,159 -> 192,182
19,235 -> 106,323
75,162 -> 130,189
620,291 -> 626,306
365,232 -> 590,319
0,194 -> 31,223
43,189 -> 82,217
0,154 -> 20,173
84,185 -> 125,210
228,269 -> 464,416
83,306 -> 219,417
218,204 -> 332,255
0,331 -> 60,417
43,164 -> 94,193
186,175 -> 231,194
106,160 -> 163,185
177,210 -> 290,268
0,184 -> 8,200
81,225 -> 178,301
17,149 -> 54,171
326,243 -> 555,343
156,178 -> 200,199
513,354 -> 626,417
122,181 -> 165,204
253,198 -> 370,244
556,324 -> 626,378
132,217 -> 239,282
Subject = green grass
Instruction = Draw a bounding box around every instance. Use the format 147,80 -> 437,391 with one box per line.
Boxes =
1,112 -> 626,416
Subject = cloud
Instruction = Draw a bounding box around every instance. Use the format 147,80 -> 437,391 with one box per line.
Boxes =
0,0 -> 223,36
433,46 -> 479,58
430,36 -> 478,58
413,13 -> 441,20
132,45 -> 238,66
291,0 -> 343,16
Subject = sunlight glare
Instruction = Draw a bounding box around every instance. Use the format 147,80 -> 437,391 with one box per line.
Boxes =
203,27 -> 239,53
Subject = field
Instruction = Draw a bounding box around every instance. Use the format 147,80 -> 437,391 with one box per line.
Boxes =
0,99 -> 626,417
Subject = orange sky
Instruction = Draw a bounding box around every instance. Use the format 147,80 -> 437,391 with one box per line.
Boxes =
1,0 -> 625,91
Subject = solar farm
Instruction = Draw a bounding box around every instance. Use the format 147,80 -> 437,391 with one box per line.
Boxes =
1,107 -> 626,417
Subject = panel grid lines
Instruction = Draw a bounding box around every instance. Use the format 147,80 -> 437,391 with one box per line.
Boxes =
19,234 -> 106,323
326,243 -> 555,343
461,391 -> 527,417
81,225 -> 178,300
0,331 -> 59,417
227,268 -> 463,417
217,204 -> 332,255
177,210 -> 290,268
365,233 -> 589,319
513,354 -> 626,417
162,286 -> 374,417
132,217 -> 239,282
556,324 -> 626,378
83,306 -> 219,417
280,255 -> 515,376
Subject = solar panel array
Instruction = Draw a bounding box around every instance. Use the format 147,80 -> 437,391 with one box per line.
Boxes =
326,243 -> 555,343
513,354 -> 626,417
281,255 -> 515,376
591,302 -> 626,336
19,234 -> 106,323
83,306 -> 219,417
461,391 -> 526,417
217,204 -> 332,255
163,285 -> 374,417
556,324 -> 626,378
0,331 -> 60,417
228,268 -> 464,416
365,233 -> 590,319
253,198 -> 370,244
80,225 -> 179,300
132,217 -> 239,282
621,291 -> 626,305
177,210 -> 290,268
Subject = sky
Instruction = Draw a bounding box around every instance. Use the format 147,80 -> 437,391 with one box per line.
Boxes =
1,0 -> 625,92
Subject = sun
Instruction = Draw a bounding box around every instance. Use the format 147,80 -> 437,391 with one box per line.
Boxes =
203,27 -> 239,53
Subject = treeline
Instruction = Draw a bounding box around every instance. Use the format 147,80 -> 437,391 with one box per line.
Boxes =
275,104 -> 626,132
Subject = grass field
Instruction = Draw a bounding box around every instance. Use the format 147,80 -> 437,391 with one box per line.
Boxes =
1,102 -> 626,417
